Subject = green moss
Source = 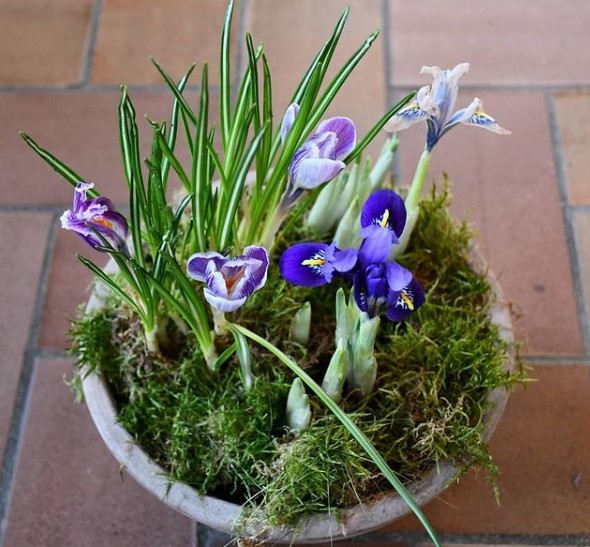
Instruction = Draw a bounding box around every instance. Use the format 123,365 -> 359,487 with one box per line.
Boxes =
68,183 -> 525,526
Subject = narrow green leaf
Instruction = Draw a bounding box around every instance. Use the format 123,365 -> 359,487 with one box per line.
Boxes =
226,324 -> 253,392
302,29 -> 380,137
77,255 -> 145,321
211,342 -> 237,372
162,65 -> 196,186
219,0 -> 235,148
344,91 -> 416,164
218,122 -> 268,250
192,63 -> 210,252
151,58 -> 197,125
19,133 -> 94,196
157,132 -> 192,191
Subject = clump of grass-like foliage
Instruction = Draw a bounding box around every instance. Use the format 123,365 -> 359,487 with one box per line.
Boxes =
69,183 -> 524,526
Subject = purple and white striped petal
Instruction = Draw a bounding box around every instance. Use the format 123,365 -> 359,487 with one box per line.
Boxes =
282,114 -> 357,204
242,245 -> 270,289
61,182 -> 128,254
314,116 -> 356,159
187,251 -> 226,282
188,246 -> 269,312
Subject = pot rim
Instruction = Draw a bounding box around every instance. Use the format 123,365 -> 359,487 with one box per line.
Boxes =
81,247 -> 514,543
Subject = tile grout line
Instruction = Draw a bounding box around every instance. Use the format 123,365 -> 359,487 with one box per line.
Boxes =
0,214 -> 59,547
525,355 -> 590,366
80,0 -> 105,87
546,90 -> 590,357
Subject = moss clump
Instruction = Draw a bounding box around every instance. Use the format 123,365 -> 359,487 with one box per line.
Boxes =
69,183 -> 524,526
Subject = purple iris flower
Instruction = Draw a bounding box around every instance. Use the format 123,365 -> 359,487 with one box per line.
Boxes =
279,242 -> 358,287
280,188 -> 424,322
280,103 -> 356,206
60,182 -> 129,254
353,234 -> 425,320
360,189 -> 407,245
187,245 -> 269,312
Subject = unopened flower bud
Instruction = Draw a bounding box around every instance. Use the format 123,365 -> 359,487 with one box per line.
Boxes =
286,378 -> 312,433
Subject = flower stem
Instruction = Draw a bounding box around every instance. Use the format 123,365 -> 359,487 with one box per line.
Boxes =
259,206 -> 286,250
212,309 -> 228,336
144,325 -> 160,354
392,147 -> 431,257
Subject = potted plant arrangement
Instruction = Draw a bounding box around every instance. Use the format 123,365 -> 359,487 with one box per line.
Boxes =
22,2 -> 523,545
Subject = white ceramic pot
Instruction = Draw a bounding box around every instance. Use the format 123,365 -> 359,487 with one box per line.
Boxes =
81,250 -> 514,544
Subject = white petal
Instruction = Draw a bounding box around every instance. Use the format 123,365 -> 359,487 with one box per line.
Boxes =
384,102 -> 430,133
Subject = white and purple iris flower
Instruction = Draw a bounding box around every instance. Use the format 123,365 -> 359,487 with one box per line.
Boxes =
187,246 -> 269,312
280,103 -> 356,206
60,182 -> 129,254
280,189 -> 425,321
384,63 -> 510,151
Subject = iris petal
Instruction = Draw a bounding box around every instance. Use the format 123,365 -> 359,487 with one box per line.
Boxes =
360,189 -> 407,241
385,63 -> 508,150
384,102 -> 429,133
331,247 -> 358,273
358,230 -> 392,268
386,277 -> 425,321
279,242 -> 332,287
385,261 -> 413,291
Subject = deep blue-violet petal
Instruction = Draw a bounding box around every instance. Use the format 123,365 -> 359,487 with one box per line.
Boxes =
386,277 -> 425,322
360,189 -> 407,239
332,248 -> 358,273
358,230 -> 392,268
385,261 -> 413,291
315,117 -> 356,159
353,271 -> 368,314
279,242 -> 331,287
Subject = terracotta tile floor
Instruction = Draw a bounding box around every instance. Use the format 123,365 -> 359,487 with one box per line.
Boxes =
1,1 -> 589,546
